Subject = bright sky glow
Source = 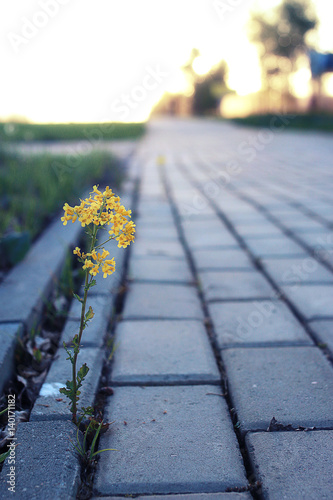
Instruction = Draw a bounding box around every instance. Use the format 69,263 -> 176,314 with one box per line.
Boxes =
1,0 -> 333,123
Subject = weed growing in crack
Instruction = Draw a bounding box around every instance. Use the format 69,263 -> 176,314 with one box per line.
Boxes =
60,184 -> 135,461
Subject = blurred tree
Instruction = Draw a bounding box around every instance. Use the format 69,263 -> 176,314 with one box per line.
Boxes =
248,0 -> 317,95
192,61 -> 230,115
182,50 -> 231,116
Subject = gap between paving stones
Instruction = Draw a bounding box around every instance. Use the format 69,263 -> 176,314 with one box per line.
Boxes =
159,164 -> 259,495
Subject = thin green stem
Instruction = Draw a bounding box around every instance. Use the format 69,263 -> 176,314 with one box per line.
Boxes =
94,235 -> 116,250
71,225 -> 98,425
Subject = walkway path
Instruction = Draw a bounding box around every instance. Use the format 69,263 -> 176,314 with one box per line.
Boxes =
93,118 -> 333,499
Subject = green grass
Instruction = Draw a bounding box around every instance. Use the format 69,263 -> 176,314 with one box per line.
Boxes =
0,149 -> 124,268
228,113 -> 333,132
0,122 -> 145,143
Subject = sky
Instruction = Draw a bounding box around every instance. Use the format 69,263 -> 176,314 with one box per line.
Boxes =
1,0 -> 333,123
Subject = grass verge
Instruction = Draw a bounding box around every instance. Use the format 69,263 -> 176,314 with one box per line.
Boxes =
0,122 -> 145,142
228,113 -> 333,132
0,149 -> 123,270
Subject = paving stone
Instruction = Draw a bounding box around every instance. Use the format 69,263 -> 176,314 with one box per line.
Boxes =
0,323 -> 23,395
308,320 -> 333,354
93,493 -> 252,500
281,284 -> 333,320
63,294 -> 113,347
183,228 -> 239,249
30,347 -> 103,420
209,300 -> 312,348
261,256 -> 333,284
192,248 -> 253,271
199,271 -> 274,301
94,385 -> 247,495
0,420 -> 80,499
135,224 -> 179,241
111,320 -> 220,385
0,218 -> 81,328
122,283 -> 204,320
137,201 -> 173,218
297,229 -> 333,250
222,346 -> 333,433
129,257 -> 193,283
246,430 -> 333,500
244,236 -> 306,258
233,223 -> 283,238
132,240 -> 185,259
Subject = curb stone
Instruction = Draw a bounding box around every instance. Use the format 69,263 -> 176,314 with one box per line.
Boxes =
0,421 -> 81,500
92,493 -> 253,500
0,217 -> 82,402
0,323 -> 23,395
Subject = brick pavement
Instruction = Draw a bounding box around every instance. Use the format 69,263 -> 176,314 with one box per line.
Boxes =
94,119 -> 333,498
1,119 -> 333,499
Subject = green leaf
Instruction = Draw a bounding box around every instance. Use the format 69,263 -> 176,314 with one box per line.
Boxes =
85,306 -> 94,322
77,363 -> 89,385
89,421 -> 102,460
73,293 -> 83,303
0,450 -> 10,463
91,448 -> 117,457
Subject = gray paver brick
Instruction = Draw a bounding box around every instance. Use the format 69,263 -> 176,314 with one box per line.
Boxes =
64,294 -> 113,347
282,284 -> 333,320
122,283 -> 204,320
308,320 -> 333,354
261,256 -> 333,284
132,240 -> 185,258
30,347 -> 103,420
111,320 -> 220,385
233,223 -> 283,238
244,236 -> 306,258
199,270 -> 274,301
0,421 -> 80,500
135,225 -> 179,241
192,248 -> 253,271
0,323 -> 23,394
209,300 -> 312,347
94,385 -> 247,495
184,229 -> 239,249
129,257 -> 193,283
222,346 -> 333,433
246,430 -> 333,500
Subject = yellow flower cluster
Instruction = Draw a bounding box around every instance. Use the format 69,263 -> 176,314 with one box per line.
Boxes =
61,185 -> 135,249
73,247 -> 115,278
62,185 -> 135,278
